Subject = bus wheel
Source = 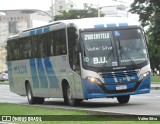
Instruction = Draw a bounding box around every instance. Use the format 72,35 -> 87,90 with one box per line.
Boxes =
26,83 -> 37,104
117,95 -> 130,104
26,83 -> 44,104
36,97 -> 44,104
64,84 -> 82,106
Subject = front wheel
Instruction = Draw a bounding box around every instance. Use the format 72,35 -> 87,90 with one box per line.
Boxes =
117,95 -> 130,104
26,83 -> 44,104
63,84 -> 82,106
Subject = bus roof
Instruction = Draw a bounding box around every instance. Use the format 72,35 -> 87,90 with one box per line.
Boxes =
60,17 -> 140,29
8,17 -> 140,40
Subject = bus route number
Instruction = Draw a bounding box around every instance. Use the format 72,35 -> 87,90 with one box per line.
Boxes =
84,33 -> 110,41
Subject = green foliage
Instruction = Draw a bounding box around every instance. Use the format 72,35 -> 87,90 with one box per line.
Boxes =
54,6 -> 104,21
151,76 -> 160,83
130,0 -> 160,27
147,34 -> 160,68
130,0 -> 160,68
130,0 -> 160,43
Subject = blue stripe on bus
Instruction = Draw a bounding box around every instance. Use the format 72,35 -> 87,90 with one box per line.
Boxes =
94,24 -> 104,28
44,57 -> 59,88
30,30 -> 35,36
36,28 -> 42,34
106,23 -> 116,27
30,59 -> 39,88
119,23 -> 128,27
44,27 -> 49,33
37,58 -> 48,88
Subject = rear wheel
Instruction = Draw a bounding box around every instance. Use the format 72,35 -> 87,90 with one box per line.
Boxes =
26,83 -> 44,104
117,95 -> 130,104
36,97 -> 44,104
63,83 -> 82,106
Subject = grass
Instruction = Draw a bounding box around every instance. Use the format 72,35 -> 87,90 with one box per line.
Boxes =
0,103 -> 159,124
151,76 -> 160,83
0,81 -> 9,85
0,103 -> 85,115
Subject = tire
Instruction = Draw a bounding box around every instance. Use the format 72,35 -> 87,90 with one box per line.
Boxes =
63,83 -> 82,106
26,83 -> 36,104
36,97 -> 45,104
117,95 -> 130,104
26,83 -> 44,104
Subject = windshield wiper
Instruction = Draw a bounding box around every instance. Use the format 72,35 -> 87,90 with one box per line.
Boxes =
116,37 -> 139,68
103,38 -> 115,67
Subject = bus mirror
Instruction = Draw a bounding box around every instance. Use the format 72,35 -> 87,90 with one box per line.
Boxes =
76,39 -> 80,52
145,35 -> 149,45
143,29 -> 149,45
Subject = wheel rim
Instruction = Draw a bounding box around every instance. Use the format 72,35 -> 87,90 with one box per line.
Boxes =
27,85 -> 32,101
67,85 -> 72,100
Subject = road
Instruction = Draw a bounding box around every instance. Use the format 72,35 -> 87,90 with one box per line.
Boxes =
0,84 -> 160,115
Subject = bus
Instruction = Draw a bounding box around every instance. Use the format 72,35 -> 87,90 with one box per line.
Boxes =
7,17 -> 151,106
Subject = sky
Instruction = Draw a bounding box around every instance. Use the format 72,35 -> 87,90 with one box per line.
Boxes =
0,0 -> 133,11
0,0 -> 137,21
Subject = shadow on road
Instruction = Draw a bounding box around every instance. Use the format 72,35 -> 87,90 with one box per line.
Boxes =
41,98 -> 141,108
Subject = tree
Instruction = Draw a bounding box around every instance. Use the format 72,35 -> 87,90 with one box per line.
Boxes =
130,0 -> 160,43
147,34 -> 160,69
54,6 -> 104,21
130,0 -> 160,69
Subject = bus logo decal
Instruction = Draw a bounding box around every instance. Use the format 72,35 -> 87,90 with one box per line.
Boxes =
114,31 -> 120,37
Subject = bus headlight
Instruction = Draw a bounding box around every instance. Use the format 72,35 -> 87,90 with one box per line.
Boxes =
86,76 -> 102,84
138,72 -> 150,81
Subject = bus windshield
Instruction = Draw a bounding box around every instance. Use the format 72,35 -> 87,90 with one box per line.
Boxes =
80,28 -> 149,69
115,29 -> 148,66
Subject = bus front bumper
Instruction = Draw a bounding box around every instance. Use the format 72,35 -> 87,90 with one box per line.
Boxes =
82,75 -> 150,99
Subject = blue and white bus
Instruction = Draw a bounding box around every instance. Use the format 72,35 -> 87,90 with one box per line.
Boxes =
7,17 -> 151,106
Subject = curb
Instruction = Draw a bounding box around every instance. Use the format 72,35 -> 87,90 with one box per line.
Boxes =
151,87 -> 160,90
151,84 -> 160,90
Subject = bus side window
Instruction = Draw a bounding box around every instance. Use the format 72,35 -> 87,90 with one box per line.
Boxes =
24,37 -> 31,59
32,36 -> 38,58
10,41 -> 14,60
45,33 -> 51,57
7,44 -> 11,61
41,34 -> 48,57
48,31 -> 56,56
37,35 -> 42,58
54,29 -> 67,56
50,39 -> 54,56
13,41 -> 18,60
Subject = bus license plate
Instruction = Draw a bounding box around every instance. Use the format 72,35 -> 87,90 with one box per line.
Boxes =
116,85 -> 127,90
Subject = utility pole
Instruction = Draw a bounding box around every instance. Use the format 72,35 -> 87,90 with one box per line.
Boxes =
98,1 -> 100,17
51,0 -> 54,19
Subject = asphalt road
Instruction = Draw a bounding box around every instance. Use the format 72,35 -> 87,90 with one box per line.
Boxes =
0,85 -> 160,115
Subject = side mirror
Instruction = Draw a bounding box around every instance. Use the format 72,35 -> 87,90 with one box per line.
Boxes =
76,39 -> 80,52
142,29 -> 149,45
145,35 -> 149,45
